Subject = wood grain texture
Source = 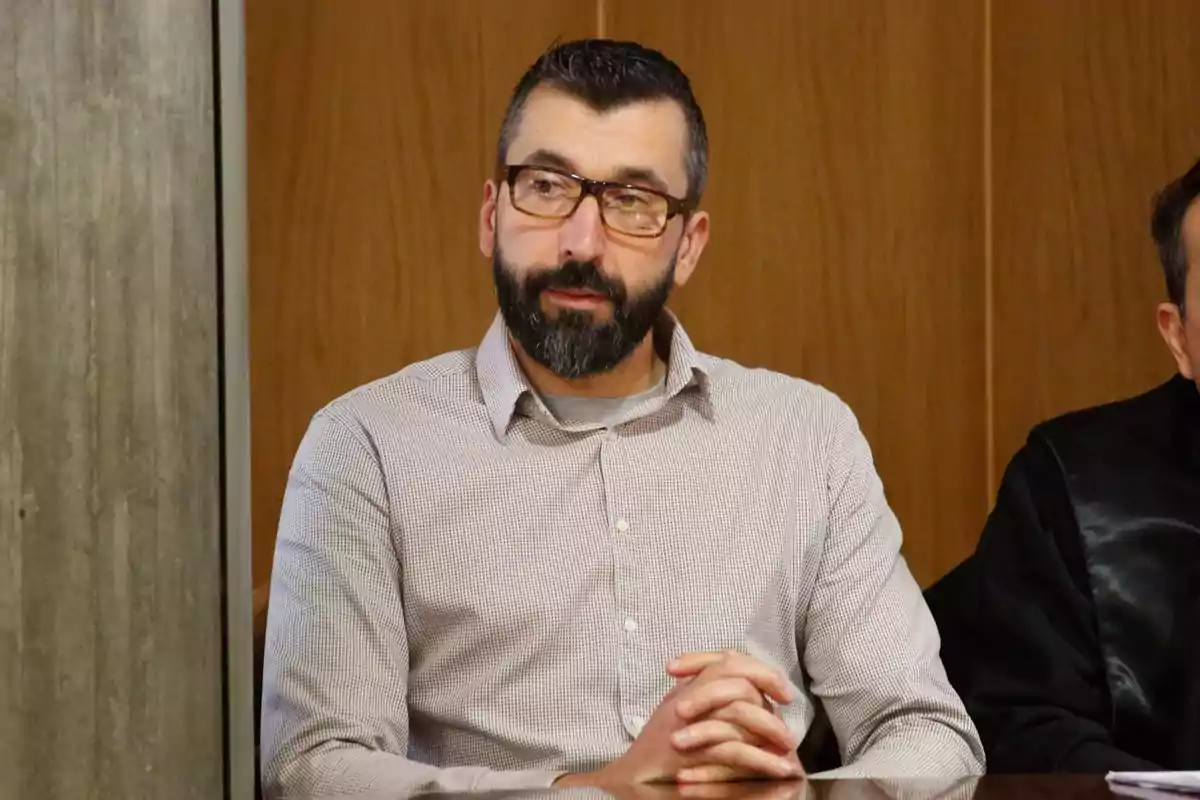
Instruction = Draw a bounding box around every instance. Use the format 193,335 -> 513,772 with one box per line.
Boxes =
991,0 -> 1200,480
246,0 -> 595,586
0,1 -> 224,797
607,0 -> 987,586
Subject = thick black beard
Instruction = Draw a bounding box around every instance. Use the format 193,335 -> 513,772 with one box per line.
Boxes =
492,249 -> 675,379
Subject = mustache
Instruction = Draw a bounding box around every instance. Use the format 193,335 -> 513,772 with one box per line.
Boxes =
524,260 -> 626,302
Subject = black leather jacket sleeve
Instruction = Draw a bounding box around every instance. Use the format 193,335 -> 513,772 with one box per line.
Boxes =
963,435 -> 1160,773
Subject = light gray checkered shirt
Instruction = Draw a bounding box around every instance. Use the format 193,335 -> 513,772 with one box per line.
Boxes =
260,312 -> 984,798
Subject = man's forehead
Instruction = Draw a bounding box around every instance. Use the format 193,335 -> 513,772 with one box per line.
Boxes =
506,87 -> 690,195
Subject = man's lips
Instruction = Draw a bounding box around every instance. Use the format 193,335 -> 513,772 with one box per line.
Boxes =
544,288 -> 611,308
546,287 -> 606,298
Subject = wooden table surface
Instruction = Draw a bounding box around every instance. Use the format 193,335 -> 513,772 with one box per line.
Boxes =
283,775 -> 1136,800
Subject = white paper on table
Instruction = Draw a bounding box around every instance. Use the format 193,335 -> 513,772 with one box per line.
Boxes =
1108,772 -> 1200,796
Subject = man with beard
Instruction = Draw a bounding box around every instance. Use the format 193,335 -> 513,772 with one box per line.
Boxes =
950,157 -> 1200,772
260,38 -> 984,799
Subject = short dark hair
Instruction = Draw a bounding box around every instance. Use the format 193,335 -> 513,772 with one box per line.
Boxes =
496,38 -> 709,205
1150,156 -> 1200,314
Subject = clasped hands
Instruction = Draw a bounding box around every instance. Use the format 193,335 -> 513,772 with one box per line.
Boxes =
560,650 -> 805,788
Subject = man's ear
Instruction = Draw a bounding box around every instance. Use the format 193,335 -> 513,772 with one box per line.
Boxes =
479,180 -> 499,258
672,210 -> 710,289
1157,302 -> 1194,379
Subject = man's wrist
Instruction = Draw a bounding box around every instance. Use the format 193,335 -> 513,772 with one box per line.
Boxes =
553,771 -> 601,788
556,763 -> 636,790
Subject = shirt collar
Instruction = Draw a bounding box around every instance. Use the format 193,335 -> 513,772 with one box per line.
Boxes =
475,310 -> 713,440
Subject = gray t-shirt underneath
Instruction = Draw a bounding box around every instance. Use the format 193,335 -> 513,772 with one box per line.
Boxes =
540,373 -> 667,428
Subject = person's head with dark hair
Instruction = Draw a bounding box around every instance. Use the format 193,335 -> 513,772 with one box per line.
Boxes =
1151,157 -> 1200,387
496,39 -> 709,205
478,39 -> 711,387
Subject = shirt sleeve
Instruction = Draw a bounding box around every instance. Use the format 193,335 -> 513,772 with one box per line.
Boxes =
962,436 -> 1160,773
259,409 -> 566,798
800,398 -> 986,778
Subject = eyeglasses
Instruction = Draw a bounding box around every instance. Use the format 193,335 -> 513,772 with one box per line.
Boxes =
500,164 -> 694,238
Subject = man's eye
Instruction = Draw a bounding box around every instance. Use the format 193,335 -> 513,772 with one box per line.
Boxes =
531,179 -> 566,195
611,192 -> 650,209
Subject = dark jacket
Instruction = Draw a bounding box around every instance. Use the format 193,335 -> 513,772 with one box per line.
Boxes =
961,375 -> 1200,772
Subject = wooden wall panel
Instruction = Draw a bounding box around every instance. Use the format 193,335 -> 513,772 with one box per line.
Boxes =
246,1 -> 595,585
249,1 -> 1198,589
607,1 -> 987,586
991,0 -> 1200,480
0,1 -> 225,796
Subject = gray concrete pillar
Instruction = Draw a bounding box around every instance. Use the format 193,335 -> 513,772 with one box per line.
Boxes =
1,1 -> 232,796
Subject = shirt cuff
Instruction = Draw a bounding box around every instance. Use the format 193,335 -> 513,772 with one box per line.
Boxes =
474,769 -> 571,791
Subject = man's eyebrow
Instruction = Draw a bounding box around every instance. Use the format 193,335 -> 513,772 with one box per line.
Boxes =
520,148 -> 575,171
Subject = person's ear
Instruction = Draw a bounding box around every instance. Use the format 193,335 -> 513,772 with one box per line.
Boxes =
1157,302 -> 1194,379
672,210 -> 710,288
479,180 -> 499,258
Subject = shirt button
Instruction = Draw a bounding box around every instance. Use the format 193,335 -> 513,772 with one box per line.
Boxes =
615,518 -> 629,533
629,716 -> 646,735
624,617 -> 638,632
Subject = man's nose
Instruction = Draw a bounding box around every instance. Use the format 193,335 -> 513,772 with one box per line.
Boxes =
558,196 -> 606,264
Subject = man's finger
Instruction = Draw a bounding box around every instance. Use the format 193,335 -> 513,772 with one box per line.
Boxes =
671,719 -> 755,752
669,651 -> 795,705
676,677 -> 764,720
686,741 -> 802,780
667,651 -> 729,676
675,764 -> 750,784
708,700 -> 798,752
663,675 -> 695,701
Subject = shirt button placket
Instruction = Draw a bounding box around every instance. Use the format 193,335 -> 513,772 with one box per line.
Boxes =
602,429 -> 644,737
